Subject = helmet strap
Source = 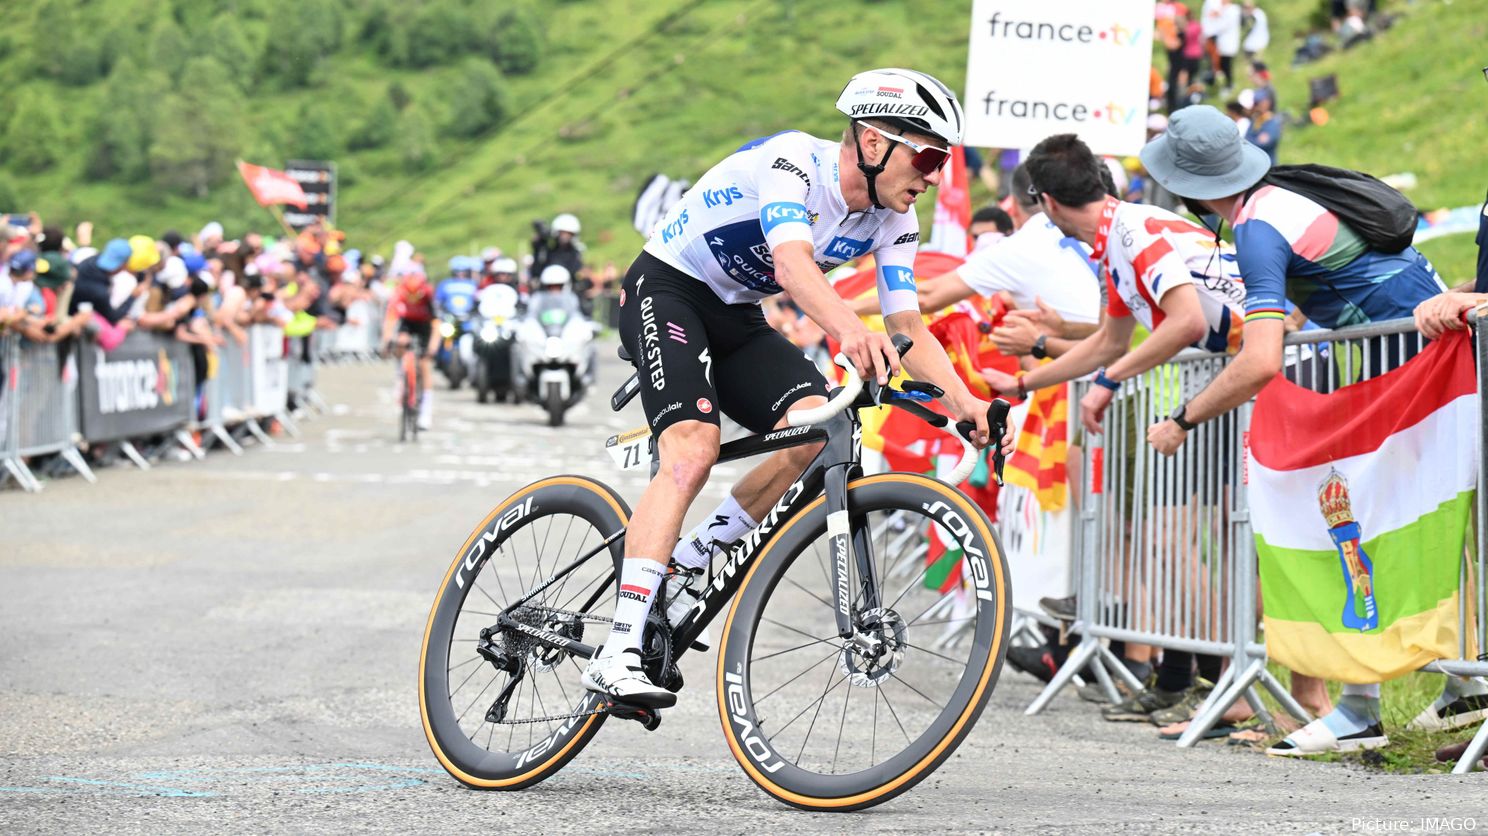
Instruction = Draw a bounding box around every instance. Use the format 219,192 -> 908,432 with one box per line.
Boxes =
851,122 -> 898,210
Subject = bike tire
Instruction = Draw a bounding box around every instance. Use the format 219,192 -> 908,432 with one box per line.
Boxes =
545,381 -> 564,427
716,473 -> 1010,811
420,475 -> 630,790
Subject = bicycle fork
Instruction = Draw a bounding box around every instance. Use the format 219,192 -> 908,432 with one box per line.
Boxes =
823,462 -> 881,643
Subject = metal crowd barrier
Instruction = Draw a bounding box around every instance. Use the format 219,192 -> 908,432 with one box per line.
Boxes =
12,338 -> 95,485
0,310 -> 366,492
324,298 -> 383,362
1026,315 -> 1488,773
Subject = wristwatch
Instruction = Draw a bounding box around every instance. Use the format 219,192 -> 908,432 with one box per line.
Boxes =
1030,334 -> 1049,360
1170,402 -> 1197,431
1093,368 -> 1121,391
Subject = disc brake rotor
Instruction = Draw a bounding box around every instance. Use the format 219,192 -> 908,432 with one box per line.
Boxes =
838,607 -> 907,687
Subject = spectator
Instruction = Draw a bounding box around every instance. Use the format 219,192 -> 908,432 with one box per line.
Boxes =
1225,98 -> 1252,138
859,163 -> 1102,359
1157,2 -> 1187,111
0,250 -> 50,341
1141,105 -> 1463,754
197,221 -> 225,258
969,205 -> 1015,251
1249,61 -> 1277,112
1214,0 -> 1244,93
1244,94 -> 1283,164
531,213 -> 591,316
1242,1 -> 1269,61
70,239 -> 141,349
1339,0 -> 1371,48
1178,12 -> 1206,104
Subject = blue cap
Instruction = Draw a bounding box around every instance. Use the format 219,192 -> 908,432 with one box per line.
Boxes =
183,252 -> 208,274
8,249 -> 37,273
98,238 -> 133,272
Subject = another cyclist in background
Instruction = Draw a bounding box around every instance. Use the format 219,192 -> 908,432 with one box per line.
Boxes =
383,265 -> 439,430
581,67 -> 1006,706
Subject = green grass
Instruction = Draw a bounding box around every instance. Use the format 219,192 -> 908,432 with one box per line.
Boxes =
1,0 -> 1481,275
1235,663 -> 1483,773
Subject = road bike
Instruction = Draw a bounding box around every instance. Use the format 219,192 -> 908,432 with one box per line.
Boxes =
418,336 -> 1012,811
396,339 -> 425,443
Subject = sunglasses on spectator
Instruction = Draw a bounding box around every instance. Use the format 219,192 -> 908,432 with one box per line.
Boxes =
870,126 -> 952,175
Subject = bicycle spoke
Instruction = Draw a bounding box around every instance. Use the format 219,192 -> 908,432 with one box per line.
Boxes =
752,636 -> 842,662
900,640 -> 970,667
752,647 -> 840,708
458,670 -> 503,724
794,660 -> 840,765
886,671 -> 946,711
904,615 -> 975,629
871,689 -> 879,766
782,575 -> 836,613
760,616 -> 842,647
449,656 -> 490,699
448,655 -> 483,674
831,672 -> 852,774
877,684 -> 913,745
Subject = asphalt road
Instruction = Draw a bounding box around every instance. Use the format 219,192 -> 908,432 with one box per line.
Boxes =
2,338 -> 1483,834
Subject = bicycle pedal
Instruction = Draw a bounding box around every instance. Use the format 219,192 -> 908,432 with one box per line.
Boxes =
604,700 -> 663,731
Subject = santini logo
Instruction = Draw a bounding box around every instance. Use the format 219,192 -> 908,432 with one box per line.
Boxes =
981,92 -> 1143,125
985,12 -> 1145,47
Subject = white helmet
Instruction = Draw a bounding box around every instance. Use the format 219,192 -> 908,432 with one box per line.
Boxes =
835,68 -> 964,146
551,213 -> 581,235
539,265 -> 571,287
490,257 -> 518,274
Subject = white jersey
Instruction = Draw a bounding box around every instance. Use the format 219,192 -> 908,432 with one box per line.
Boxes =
642,130 -> 921,315
956,212 -> 1101,325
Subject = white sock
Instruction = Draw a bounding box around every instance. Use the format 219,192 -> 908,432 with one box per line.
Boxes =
601,559 -> 666,657
418,391 -> 434,423
672,495 -> 758,570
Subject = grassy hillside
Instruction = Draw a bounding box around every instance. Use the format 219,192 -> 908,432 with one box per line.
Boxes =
0,0 -> 1481,281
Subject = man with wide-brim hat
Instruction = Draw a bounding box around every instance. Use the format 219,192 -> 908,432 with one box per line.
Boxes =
1139,104 -> 1465,759
1138,104 -> 1446,459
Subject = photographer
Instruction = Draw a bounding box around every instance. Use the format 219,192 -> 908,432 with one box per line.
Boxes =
530,213 -> 591,316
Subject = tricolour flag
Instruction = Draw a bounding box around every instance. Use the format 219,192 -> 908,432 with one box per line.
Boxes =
1249,330 -> 1478,683
1004,378 -> 1070,512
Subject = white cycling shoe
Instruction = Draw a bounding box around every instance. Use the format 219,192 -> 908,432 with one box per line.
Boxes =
665,582 -> 710,651
581,649 -> 676,709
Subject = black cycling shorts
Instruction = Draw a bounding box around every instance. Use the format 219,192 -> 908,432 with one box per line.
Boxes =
618,251 -> 828,437
398,318 -> 433,350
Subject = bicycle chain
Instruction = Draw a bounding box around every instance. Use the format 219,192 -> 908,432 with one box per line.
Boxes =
481,605 -> 623,726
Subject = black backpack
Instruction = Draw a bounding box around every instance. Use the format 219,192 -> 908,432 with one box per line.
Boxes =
1255,164 -> 1419,254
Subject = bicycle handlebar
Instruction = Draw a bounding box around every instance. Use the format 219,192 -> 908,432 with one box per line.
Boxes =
786,353 -> 864,427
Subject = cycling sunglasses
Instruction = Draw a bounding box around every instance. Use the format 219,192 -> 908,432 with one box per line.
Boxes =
872,126 -> 953,176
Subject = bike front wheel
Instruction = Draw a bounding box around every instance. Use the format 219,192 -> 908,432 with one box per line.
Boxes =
717,473 -> 1011,811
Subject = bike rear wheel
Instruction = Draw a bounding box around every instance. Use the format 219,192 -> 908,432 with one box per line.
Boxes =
420,475 -> 629,789
716,473 -> 1010,811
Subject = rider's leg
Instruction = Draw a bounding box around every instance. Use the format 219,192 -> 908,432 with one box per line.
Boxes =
583,419 -> 717,705
674,396 -> 828,570
419,331 -> 438,427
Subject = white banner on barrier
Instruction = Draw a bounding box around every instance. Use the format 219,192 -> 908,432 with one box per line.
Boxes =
963,0 -> 1153,156
250,326 -> 289,416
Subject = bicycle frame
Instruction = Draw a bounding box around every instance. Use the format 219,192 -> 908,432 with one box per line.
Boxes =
491,404 -> 878,665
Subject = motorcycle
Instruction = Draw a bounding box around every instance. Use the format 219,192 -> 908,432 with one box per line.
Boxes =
435,313 -> 468,389
514,294 -> 597,427
471,284 -> 520,404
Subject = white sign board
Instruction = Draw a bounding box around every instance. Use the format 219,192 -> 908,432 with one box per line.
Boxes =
963,0 -> 1154,156
250,325 -> 289,416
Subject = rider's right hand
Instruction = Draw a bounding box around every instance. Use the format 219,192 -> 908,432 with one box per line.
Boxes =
836,322 -> 901,386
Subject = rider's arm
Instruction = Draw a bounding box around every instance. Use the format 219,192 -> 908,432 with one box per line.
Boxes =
773,242 -> 865,350
872,227 -> 990,427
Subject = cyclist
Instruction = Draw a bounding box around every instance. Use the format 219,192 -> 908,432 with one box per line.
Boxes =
581,68 -> 1005,707
382,265 -> 439,430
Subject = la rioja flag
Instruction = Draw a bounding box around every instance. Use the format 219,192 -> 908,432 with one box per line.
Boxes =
1249,331 -> 1478,683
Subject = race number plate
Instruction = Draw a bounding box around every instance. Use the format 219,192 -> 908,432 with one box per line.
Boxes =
604,426 -> 654,471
